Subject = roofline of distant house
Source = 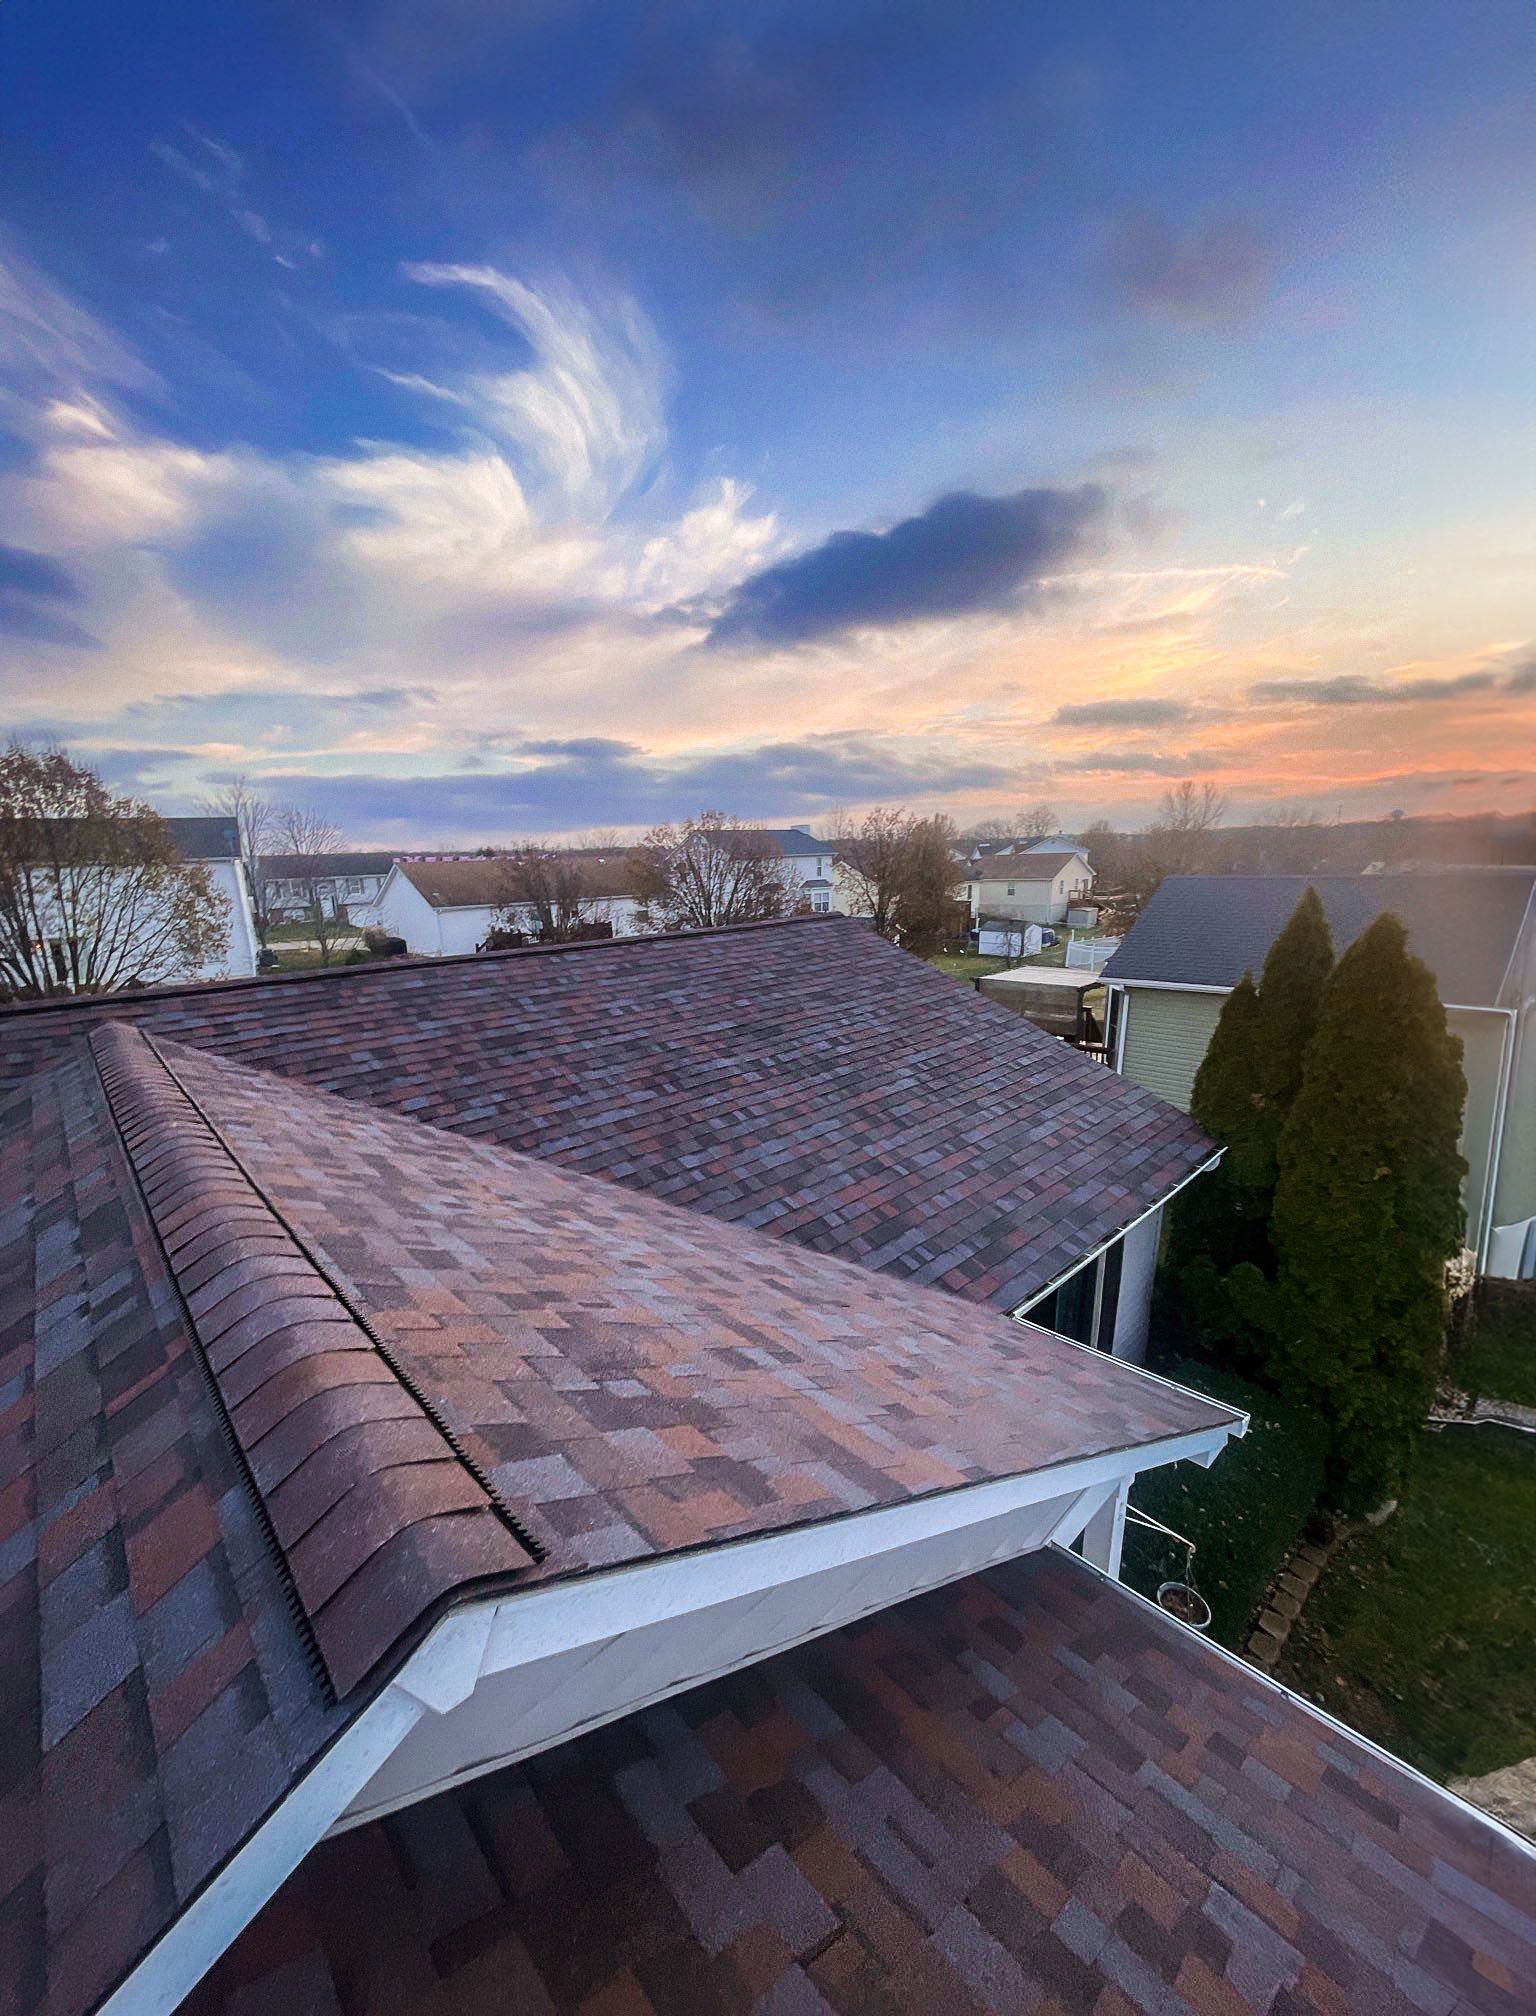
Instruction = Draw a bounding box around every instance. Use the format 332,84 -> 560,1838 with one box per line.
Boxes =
97,1410 -> 1242,2016
0,911 -> 851,1021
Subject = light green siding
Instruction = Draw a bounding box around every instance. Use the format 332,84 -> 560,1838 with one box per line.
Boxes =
1119,988 -> 1225,1111
1120,985 -> 1512,1256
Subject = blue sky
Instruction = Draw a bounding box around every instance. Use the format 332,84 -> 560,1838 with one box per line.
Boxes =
1,1 -> 1531,839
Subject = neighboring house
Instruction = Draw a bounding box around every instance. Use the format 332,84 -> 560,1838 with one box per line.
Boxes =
962,847 -> 1094,926
5,926 -> 1531,2016
1103,870 -> 1536,1276
165,815 -> 261,980
259,850 -> 396,924
736,825 -> 842,910
375,853 -> 645,954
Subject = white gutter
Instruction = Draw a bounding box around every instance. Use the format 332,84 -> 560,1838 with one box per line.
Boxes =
98,1416 -> 1239,2016
1011,1148 -> 1224,1321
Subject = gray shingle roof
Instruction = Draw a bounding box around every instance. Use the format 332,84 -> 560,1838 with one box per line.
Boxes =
159,817 -> 243,861
1102,870 -> 1536,1007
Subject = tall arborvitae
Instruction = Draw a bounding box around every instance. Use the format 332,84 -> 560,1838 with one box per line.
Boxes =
1268,913 -> 1466,1510
1237,886 -> 1334,1196
1162,888 -> 1333,1362
1160,975 -> 1268,1357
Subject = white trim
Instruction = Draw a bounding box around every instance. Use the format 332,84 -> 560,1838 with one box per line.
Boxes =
1108,976 -> 1233,996
1081,1479 -> 1129,1576
100,1418 -> 1240,2016
1068,1546 -> 1536,1865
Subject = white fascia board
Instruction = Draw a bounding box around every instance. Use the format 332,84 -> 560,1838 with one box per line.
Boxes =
102,1417 -> 1238,2016
1110,977 -> 1234,995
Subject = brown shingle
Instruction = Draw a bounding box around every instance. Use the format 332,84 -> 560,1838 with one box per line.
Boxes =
89,1023 -> 537,1698
183,1550 -> 1536,2016
0,918 -> 1212,1314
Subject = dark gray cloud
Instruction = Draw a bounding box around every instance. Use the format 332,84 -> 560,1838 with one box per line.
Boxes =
1057,749 -> 1219,776
709,485 -> 1107,646
1109,212 -> 1272,327
1051,697 -> 1188,727
1251,670 -> 1512,706
0,542 -> 101,649
219,732 -> 1014,839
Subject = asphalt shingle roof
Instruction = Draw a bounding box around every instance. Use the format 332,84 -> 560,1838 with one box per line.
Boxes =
3,1017 -> 1234,2016
160,818 -> 242,862
1103,870 -> 1536,1007
183,1547 -> 1536,2016
0,917 -> 1215,1315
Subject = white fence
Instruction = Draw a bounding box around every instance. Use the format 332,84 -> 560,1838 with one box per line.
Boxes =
1064,934 -> 1120,970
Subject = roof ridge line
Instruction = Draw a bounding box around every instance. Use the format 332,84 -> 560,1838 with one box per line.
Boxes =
0,910 -> 852,1022
89,1021 -> 542,1697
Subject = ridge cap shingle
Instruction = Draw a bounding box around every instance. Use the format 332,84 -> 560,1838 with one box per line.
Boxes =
88,1020 -> 540,1697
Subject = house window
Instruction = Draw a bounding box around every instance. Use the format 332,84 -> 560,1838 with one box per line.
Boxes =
1006,883 -> 1016,896
1024,1243 -> 1123,1354
811,890 -> 831,912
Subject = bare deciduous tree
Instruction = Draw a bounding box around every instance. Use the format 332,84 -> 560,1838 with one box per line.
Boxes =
274,803 -> 347,963
970,802 -> 1058,846
627,813 -> 794,932
1127,779 -> 1230,909
491,846 -> 612,943
1015,801 -> 1059,843
835,808 -> 961,955
200,773 -> 277,947
0,743 -> 228,998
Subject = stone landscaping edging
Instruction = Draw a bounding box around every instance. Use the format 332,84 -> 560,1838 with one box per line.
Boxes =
1245,1535 -> 1335,1668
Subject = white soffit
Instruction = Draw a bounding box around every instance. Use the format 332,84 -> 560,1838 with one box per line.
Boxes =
100,1418 -> 1238,2016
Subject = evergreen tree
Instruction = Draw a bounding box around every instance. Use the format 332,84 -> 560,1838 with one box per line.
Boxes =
1238,886 -> 1334,1196
1163,975 -> 1265,1281
1268,913 -> 1466,1510
1161,889 -> 1333,1361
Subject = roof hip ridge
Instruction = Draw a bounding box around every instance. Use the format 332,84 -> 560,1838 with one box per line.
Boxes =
88,1021 -> 541,1697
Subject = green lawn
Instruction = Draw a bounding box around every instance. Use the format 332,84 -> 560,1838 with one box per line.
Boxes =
1278,1425 -> 1536,1779
1122,1358 -> 1328,1648
1448,1282 -> 1536,1409
263,919 -> 364,946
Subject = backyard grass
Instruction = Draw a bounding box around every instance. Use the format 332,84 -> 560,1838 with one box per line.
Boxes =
1278,1424 -> 1536,1780
1447,1281 -> 1536,1409
263,919 -> 365,946
1122,1357 -> 1328,1648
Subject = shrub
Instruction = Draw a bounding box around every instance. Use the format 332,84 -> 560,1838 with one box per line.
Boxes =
1121,1358 -> 1329,1647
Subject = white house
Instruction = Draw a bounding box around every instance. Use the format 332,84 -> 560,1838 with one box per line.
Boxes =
375,854 -> 645,955
963,848 -> 1094,927
260,851 -> 396,925
165,816 -> 261,980
737,827 -> 843,911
